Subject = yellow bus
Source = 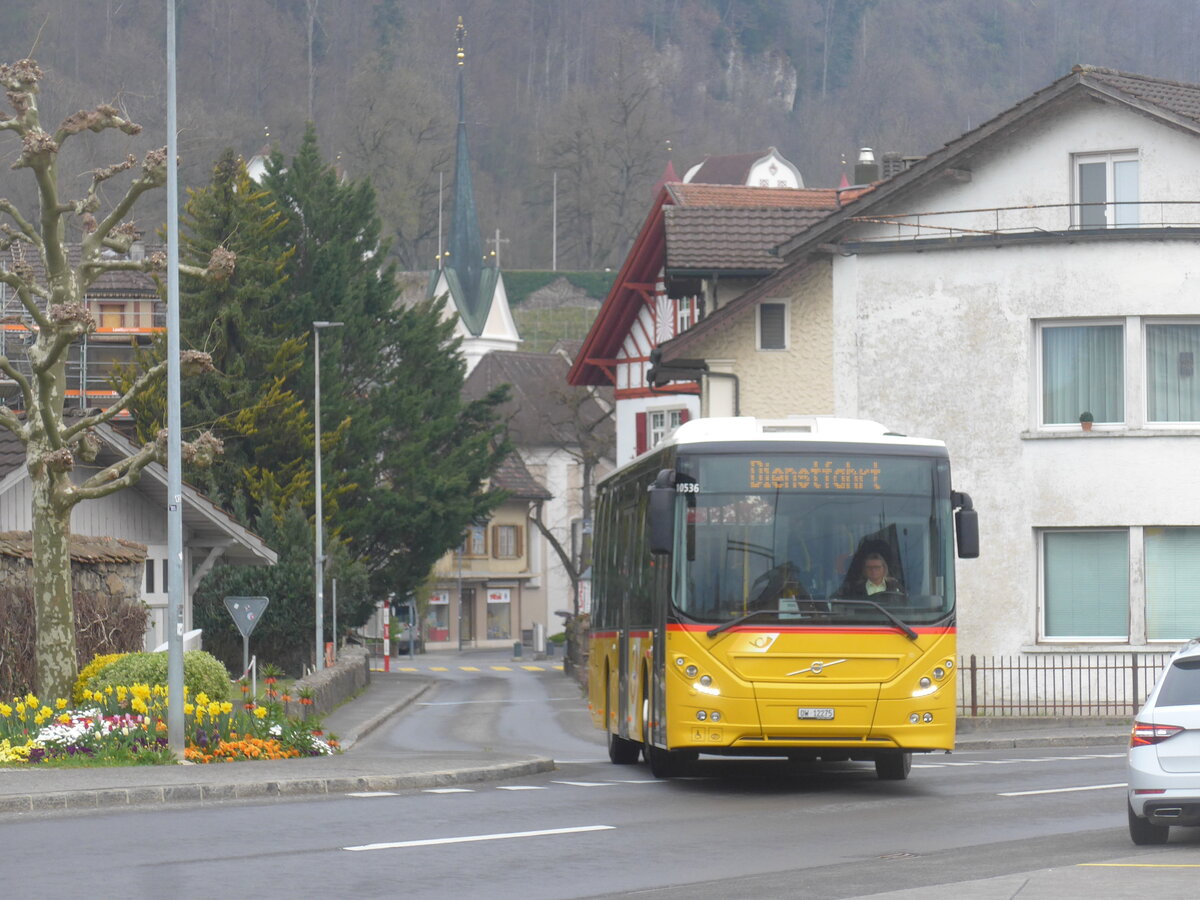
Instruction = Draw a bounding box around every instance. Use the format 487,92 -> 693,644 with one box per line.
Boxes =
588,416 -> 978,779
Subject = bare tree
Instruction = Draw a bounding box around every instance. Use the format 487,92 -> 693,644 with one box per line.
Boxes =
0,60 -> 225,699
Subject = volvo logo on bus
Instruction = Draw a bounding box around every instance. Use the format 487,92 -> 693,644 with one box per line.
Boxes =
787,659 -> 846,676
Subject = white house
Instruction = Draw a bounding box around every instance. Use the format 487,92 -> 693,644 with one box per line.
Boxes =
0,421 -> 276,650
652,65 -> 1200,678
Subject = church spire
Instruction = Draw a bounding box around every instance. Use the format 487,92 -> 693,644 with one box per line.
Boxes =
448,15 -> 484,326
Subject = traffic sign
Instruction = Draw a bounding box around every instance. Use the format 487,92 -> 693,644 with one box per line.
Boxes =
224,596 -> 269,639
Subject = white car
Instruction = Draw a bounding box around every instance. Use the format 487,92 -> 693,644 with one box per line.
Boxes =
1127,638 -> 1200,844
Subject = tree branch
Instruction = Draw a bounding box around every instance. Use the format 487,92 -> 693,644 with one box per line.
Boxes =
73,439 -> 159,501
0,352 -> 34,411
62,358 -> 166,440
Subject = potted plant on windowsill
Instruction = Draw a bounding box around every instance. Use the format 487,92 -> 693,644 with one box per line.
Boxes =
1079,411 -> 1094,432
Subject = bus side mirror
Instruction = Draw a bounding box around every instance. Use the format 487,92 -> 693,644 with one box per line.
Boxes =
648,469 -> 676,555
952,491 -> 979,559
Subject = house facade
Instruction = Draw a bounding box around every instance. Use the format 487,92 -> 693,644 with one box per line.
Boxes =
650,65 -> 1200,667
568,173 -> 868,464
0,421 -> 276,651
424,349 -> 614,649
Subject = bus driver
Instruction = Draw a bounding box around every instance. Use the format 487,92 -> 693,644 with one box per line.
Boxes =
848,552 -> 903,598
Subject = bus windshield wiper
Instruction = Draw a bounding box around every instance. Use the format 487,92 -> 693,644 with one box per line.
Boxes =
706,609 -> 781,638
826,598 -> 918,641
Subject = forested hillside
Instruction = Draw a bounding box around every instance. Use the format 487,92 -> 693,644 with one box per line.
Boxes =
2,1 -> 1196,272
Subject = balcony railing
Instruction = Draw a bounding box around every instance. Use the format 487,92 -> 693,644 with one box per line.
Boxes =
849,201 -> 1200,244
957,652 -> 1174,717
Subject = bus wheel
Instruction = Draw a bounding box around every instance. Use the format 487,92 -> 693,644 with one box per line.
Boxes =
875,751 -> 912,780
645,743 -> 695,778
608,731 -> 641,765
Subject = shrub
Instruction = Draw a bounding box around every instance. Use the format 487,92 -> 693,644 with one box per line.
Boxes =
87,650 -> 232,702
74,653 -> 128,704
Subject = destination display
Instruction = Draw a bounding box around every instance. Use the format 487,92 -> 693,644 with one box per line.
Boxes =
676,454 -> 940,496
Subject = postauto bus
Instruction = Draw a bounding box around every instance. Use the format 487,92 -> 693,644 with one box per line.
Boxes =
588,417 -> 978,779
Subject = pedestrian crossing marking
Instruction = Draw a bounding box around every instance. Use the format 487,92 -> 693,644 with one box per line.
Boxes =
521,665 -> 544,671
397,667 -> 419,673
460,666 -> 481,671
430,666 -> 449,671
369,663 -> 565,674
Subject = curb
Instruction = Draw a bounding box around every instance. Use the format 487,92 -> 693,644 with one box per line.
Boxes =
954,733 -> 1128,751
0,757 -> 557,816
336,679 -> 434,751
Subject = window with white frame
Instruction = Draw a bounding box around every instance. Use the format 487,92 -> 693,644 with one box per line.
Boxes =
1042,530 -> 1129,639
649,408 -> 684,447
1074,151 -> 1138,228
1146,322 -> 1200,423
758,301 -> 787,350
1040,322 -> 1124,425
1039,318 -> 1200,428
1041,527 -> 1200,643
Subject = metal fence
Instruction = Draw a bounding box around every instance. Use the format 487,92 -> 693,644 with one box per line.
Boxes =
957,653 -> 1174,717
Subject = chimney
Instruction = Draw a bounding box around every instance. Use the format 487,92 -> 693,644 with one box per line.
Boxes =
130,236 -> 145,262
881,151 -> 905,180
854,148 -> 880,185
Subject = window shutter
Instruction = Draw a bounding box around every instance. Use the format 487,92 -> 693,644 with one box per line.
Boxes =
679,408 -> 690,424
516,525 -> 524,558
635,412 -> 647,454
491,525 -> 499,558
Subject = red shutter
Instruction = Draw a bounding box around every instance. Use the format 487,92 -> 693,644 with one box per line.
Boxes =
635,412 -> 647,455
679,408 -> 690,424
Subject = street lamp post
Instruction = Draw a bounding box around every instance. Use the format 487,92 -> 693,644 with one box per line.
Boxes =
313,320 -> 343,671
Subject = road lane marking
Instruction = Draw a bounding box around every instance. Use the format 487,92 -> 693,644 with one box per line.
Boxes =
551,781 -> 613,787
1080,863 -> 1200,868
491,666 -> 513,671
423,788 -> 475,794
344,825 -> 615,852
496,785 -> 546,791
347,792 -> 399,797
999,782 -> 1126,796
459,666 -> 481,671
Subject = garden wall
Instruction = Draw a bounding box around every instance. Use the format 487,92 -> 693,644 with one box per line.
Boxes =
0,532 -> 148,698
283,644 -> 371,721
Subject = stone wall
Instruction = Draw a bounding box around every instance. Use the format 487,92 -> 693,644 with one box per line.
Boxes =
283,644 -> 371,721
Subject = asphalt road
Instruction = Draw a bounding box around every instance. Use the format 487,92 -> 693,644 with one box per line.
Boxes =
3,657 -> 1198,900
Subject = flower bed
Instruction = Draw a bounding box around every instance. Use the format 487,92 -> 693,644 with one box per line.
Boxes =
0,683 -> 338,766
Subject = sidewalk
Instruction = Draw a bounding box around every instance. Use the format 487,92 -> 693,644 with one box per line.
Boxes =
0,657 -> 1132,816
0,668 -> 554,816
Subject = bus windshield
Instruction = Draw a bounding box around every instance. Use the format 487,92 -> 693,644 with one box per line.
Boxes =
671,451 -> 955,629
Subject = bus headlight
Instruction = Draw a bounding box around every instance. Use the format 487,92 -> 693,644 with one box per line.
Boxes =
919,677 -> 932,689
933,667 -> 945,681
909,713 -> 920,724
923,713 -> 934,723
710,711 -> 721,722
676,657 -> 686,667
699,675 -> 712,687
685,665 -> 698,678
696,710 -> 707,721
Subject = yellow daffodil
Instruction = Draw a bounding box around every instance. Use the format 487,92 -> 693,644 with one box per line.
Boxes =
253,706 -> 268,719
57,713 -> 71,725
220,702 -> 234,715
195,692 -> 210,707
131,698 -> 149,715
207,701 -> 221,718
24,694 -> 39,709
184,703 -> 195,716
55,698 -> 68,710
0,704 -> 11,717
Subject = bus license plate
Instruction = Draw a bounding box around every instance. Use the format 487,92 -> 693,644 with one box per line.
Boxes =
798,707 -> 835,720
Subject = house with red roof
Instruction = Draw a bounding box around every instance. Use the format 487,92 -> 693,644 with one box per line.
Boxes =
567,149 -> 868,464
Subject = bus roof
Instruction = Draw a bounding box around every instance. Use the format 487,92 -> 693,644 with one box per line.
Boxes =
660,416 -> 947,451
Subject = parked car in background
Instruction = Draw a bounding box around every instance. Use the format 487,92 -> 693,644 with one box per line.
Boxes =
1127,638 -> 1200,844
